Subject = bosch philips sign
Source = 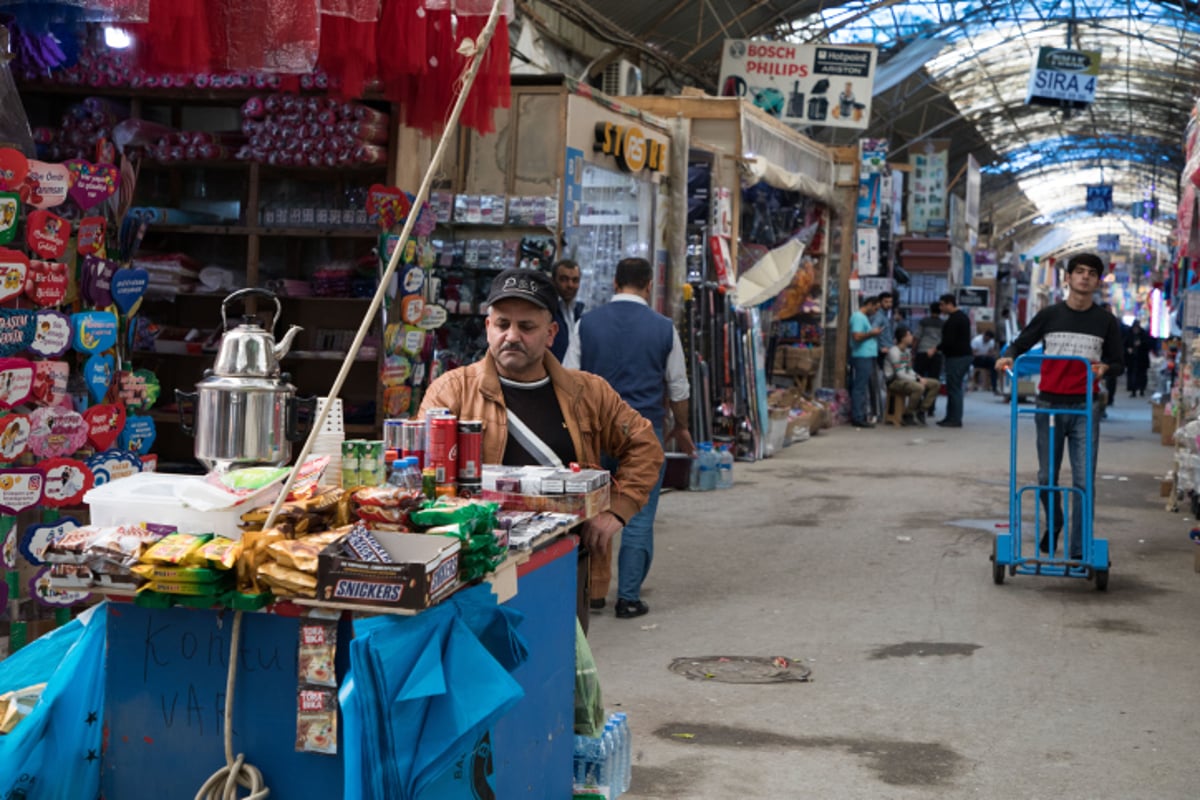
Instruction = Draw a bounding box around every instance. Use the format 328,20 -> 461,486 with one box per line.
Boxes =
719,39 -> 877,129
1026,47 -> 1101,109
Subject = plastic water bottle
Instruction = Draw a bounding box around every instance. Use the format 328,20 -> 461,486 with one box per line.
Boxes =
401,456 -> 423,492
698,442 -> 717,491
386,459 -> 406,487
598,722 -> 615,791
613,712 -> 631,794
573,735 -> 587,785
688,451 -> 702,491
716,444 -> 734,489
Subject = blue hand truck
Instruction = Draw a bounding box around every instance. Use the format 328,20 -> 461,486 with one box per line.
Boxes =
991,354 -> 1111,590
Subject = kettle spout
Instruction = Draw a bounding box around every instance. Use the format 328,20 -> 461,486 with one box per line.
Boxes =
273,325 -> 303,360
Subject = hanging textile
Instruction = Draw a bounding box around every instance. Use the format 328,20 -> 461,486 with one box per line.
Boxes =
320,0 -> 381,20
317,12 -> 378,99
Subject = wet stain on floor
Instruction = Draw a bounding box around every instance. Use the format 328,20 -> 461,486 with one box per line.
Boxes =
1069,617 -> 1150,635
630,758 -> 707,796
869,641 -> 982,660
654,722 -> 966,786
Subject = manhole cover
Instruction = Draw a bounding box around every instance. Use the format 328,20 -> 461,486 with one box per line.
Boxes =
668,656 -> 812,684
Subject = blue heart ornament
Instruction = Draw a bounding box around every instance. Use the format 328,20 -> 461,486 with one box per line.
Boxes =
118,414 -> 155,455
71,310 -> 118,354
84,353 -> 115,404
111,268 -> 149,315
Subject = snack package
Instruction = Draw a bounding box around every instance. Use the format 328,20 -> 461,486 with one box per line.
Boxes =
298,621 -> 337,688
258,562 -> 318,597
286,456 -> 331,500
296,687 -> 338,754
131,564 -> 226,583
139,580 -> 227,597
195,536 -> 242,570
44,526 -> 108,564
238,529 -> 286,593
353,505 -> 410,525
267,529 -> 347,573
141,532 -> 214,565
85,525 -> 168,572
352,486 -> 423,508
49,562 -> 95,589
340,523 -> 393,563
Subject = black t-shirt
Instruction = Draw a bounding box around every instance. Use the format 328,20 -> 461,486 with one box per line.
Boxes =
499,376 -> 577,466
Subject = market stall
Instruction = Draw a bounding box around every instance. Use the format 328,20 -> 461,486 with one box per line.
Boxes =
0,3 -> 629,799
623,95 -> 840,457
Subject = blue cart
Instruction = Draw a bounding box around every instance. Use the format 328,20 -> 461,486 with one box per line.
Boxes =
992,354 -> 1111,590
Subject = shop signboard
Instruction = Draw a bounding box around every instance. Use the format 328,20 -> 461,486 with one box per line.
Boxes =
1097,233 -> 1120,252
718,40 -> 877,130
1087,185 -> 1113,213
1026,47 -> 1101,109
956,286 -> 991,308
907,140 -> 949,234
857,139 -> 887,226
855,228 -> 880,276
566,95 -> 670,183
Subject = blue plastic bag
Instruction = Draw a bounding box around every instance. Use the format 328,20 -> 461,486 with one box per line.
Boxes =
0,602 -> 107,800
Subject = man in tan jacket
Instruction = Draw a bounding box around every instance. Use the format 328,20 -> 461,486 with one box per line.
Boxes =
419,268 -> 664,568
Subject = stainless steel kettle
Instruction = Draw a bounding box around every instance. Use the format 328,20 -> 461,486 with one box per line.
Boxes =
176,288 -> 315,471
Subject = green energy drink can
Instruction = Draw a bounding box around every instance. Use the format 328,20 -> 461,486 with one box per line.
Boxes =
360,440 -> 386,486
341,439 -> 362,488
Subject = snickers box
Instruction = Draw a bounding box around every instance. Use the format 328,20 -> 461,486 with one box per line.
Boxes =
316,532 -> 461,610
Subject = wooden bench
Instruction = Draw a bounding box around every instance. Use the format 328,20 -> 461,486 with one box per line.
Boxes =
884,384 -> 907,427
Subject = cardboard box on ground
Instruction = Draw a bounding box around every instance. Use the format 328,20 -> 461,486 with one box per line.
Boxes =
767,387 -> 833,448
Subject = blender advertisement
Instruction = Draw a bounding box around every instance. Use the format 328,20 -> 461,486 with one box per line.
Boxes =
718,40 -> 877,129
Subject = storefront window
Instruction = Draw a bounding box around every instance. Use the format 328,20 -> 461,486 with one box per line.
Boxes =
565,163 -> 654,310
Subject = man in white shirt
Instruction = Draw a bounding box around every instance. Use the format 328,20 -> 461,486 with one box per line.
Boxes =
885,325 -> 941,425
971,329 -> 998,392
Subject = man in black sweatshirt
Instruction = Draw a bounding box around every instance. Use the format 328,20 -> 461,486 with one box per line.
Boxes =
995,253 -> 1124,560
936,293 -> 973,427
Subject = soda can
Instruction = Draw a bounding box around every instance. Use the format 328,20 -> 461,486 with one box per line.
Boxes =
456,480 -> 482,499
360,439 -> 386,486
383,418 -> 405,450
401,419 -> 426,469
457,420 -> 482,481
341,439 -> 362,488
428,415 -> 458,485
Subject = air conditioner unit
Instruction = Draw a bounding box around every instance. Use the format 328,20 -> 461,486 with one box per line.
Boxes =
601,58 -> 642,96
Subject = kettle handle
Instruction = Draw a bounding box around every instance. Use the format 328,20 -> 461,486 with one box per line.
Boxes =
221,288 -> 282,332
175,389 -> 198,436
287,394 -> 319,442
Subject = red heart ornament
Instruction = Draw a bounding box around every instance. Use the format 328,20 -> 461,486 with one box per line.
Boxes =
0,149 -> 29,192
77,216 -> 106,256
64,160 -> 119,211
83,403 -> 125,451
25,210 -> 70,260
367,184 -> 411,230
0,248 -> 29,305
24,260 -> 68,307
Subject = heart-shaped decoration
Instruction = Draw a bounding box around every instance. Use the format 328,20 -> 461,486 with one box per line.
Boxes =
30,361 -> 69,408
25,160 -> 74,209
118,414 -> 155,455
81,255 -> 117,308
0,148 -> 30,192
111,268 -> 149,315
25,209 -> 70,259
29,406 -> 88,458
19,515 -> 79,565
31,310 -> 71,358
76,216 -> 106,256
71,310 -> 118,353
64,160 -> 119,211
117,368 -> 160,411
0,358 -> 34,409
0,308 -> 36,356
367,184 -> 412,230
24,259 -> 69,307
39,457 -> 94,507
0,248 -> 29,305
83,353 -> 115,404
0,413 -> 31,462
87,448 -> 142,486
83,403 -> 125,450
0,192 -> 19,245
0,468 -> 43,514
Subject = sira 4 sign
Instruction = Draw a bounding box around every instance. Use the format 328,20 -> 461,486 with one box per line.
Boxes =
1026,47 -> 1101,110
593,122 -> 668,174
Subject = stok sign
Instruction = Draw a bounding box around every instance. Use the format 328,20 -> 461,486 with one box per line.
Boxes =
593,122 -> 668,174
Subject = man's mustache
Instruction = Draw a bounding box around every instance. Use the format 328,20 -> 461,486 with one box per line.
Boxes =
500,343 -> 525,353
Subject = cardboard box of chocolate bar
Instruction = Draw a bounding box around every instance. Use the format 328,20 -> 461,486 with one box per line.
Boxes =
315,531 -> 460,610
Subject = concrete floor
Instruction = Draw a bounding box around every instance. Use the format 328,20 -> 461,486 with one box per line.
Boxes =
587,391 -> 1200,799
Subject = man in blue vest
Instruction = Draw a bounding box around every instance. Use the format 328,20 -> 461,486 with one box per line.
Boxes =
548,259 -> 584,363
567,257 -> 694,619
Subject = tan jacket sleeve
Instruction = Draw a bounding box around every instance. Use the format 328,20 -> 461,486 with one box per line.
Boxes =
417,371 -> 463,418
594,383 -> 665,523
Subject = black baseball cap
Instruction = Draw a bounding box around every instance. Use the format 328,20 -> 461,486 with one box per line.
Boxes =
486,268 -> 558,311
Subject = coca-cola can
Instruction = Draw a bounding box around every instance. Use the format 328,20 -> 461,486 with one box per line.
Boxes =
457,420 -> 482,481
401,419 -> 426,469
428,415 -> 458,485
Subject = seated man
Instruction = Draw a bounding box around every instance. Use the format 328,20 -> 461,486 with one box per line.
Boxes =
971,330 -> 998,392
885,325 -> 941,425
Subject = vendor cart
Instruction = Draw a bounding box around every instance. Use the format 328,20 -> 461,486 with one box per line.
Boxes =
992,354 -> 1111,590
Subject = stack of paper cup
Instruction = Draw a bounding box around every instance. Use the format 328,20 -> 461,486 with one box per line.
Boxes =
311,397 -> 345,488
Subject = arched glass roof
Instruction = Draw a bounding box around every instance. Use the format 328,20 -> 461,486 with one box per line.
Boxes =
783,0 -> 1200,261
